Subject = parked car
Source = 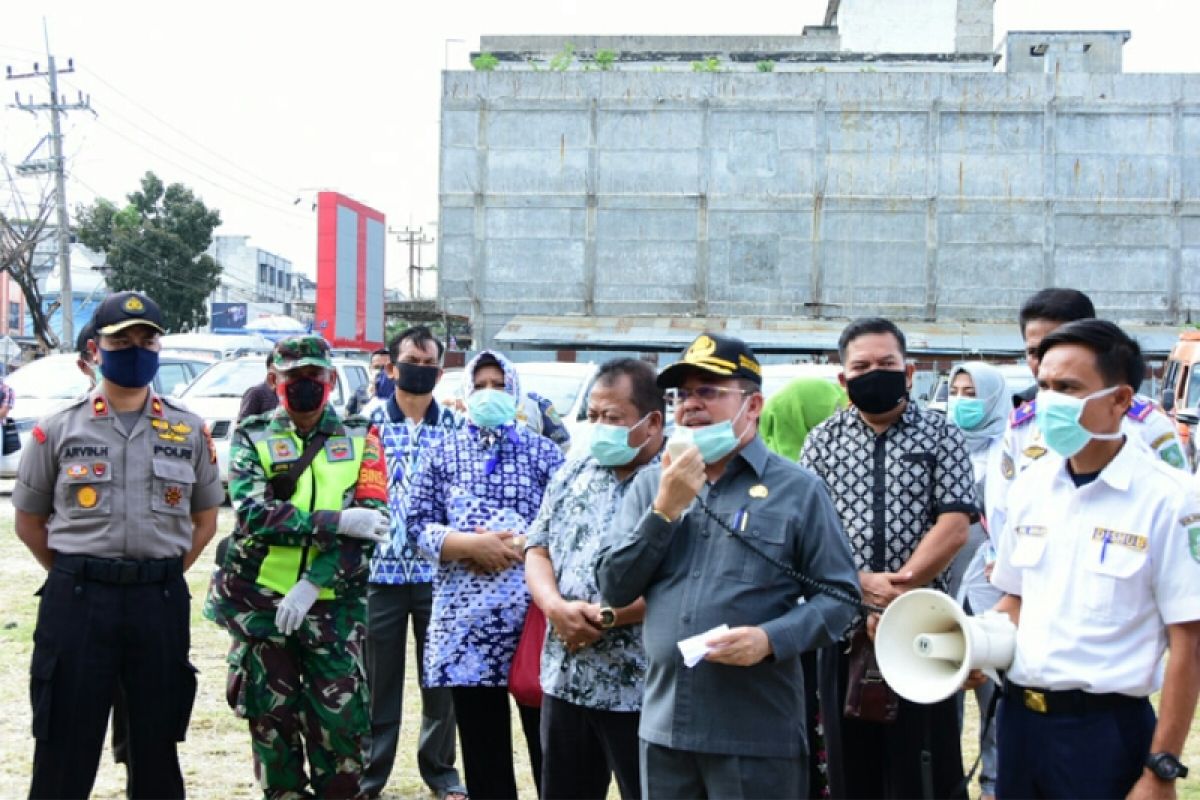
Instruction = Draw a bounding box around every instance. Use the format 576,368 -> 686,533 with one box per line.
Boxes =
0,353 -> 207,478
176,355 -> 371,485
160,332 -> 275,364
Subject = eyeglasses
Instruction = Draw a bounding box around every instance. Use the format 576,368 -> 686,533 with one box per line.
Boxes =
663,386 -> 750,406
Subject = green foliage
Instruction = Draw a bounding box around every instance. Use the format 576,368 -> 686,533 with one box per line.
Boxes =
691,57 -> 721,73
756,60 -> 776,73
76,171 -> 223,333
471,52 -> 499,71
549,42 -> 575,72
594,49 -> 617,71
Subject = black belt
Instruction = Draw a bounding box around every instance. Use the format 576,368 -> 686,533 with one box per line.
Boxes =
1004,680 -> 1146,716
54,554 -> 183,585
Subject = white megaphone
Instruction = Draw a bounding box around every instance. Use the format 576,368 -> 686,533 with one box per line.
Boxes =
875,588 -> 1015,704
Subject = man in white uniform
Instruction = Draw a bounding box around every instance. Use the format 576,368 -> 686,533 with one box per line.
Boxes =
991,319 -> 1200,799
992,289 -> 1185,535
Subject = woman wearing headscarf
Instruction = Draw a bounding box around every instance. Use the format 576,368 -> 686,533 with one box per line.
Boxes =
760,377 -> 848,461
945,361 -> 1007,800
407,350 -> 565,800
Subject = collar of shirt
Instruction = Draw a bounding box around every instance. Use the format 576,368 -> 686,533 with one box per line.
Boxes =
1048,435 -> 1136,493
266,405 -> 342,438
846,397 -> 920,437
721,435 -> 769,481
385,393 -> 443,426
88,386 -> 161,418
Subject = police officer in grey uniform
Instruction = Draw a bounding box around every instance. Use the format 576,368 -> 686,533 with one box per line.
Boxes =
14,291 -> 224,799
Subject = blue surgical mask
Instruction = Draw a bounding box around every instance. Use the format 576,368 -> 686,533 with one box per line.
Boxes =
671,399 -> 748,464
589,415 -> 650,467
467,388 -> 518,429
99,346 -> 159,389
1035,386 -> 1123,458
948,396 -> 987,430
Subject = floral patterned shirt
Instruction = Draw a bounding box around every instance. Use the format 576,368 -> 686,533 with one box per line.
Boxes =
407,423 -> 564,687
526,453 -> 658,712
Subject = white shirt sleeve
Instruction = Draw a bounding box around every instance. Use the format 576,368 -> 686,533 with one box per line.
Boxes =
1138,409 -> 1187,471
989,469 -> 1027,596
1155,487 -> 1200,625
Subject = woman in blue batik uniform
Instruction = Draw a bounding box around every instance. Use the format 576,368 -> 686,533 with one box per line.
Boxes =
407,350 -> 564,800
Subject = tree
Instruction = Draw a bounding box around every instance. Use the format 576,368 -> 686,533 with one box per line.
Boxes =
0,165 -> 61,351
76,172 -> 222,332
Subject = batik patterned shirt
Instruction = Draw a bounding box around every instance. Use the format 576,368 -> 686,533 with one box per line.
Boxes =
526,453 -> 657,712
407,422 -> 564,687
368,396 -> 461,585
800,401 -> 978,594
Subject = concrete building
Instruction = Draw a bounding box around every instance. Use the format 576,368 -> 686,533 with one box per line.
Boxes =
478,0 -> 996,74
440,0 -> 1199,356
207,235 -> 299,307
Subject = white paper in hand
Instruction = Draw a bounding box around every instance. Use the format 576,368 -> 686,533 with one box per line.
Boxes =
677,624 -> 729,668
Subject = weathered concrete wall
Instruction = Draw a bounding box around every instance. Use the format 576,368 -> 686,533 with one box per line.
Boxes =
439,71 -> 1200,347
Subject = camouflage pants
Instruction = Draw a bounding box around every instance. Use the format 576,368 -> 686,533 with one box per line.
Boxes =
225,604 -> 370,800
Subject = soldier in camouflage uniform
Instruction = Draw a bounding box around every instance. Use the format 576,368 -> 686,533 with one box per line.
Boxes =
207,335 -> 391,800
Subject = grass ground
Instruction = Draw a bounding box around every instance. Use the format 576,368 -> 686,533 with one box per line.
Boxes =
0,500 -> 1195,798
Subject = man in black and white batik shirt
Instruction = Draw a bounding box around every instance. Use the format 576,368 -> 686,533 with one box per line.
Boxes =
801,317 -> 977,800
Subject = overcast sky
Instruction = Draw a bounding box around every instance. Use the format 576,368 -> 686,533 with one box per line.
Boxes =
2,0 -> 1197,296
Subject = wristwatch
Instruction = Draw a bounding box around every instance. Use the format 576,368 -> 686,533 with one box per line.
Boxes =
1146,752 -> 1188,781
599,606 -> 617,629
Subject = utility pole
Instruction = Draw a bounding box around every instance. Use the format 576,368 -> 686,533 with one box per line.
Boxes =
388,225 -> 434,300
7,30 -> 93,349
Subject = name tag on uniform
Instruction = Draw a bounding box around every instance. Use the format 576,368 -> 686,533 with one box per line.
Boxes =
1092,528 -> 1147,553
1015,524 -> 1047,537
325,437 -> 354,462
269,437 -> 299,462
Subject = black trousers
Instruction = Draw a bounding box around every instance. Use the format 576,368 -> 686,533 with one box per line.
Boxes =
450,686 -> 542,800
363,582 -> 462,798
539,694 -> 641,800
997,695 -> 1155,799
28,562 -> 197,800
826,647 -> 966,800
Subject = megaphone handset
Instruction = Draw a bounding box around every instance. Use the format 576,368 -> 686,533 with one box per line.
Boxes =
690,487 -> 885,615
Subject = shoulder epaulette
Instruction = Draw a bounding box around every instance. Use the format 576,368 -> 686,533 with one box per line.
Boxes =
1010,400 -> 1036,428
159,395 -> 197,416
1126,396 -> 1153,422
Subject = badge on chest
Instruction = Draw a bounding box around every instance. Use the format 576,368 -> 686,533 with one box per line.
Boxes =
325,437 -> 354,462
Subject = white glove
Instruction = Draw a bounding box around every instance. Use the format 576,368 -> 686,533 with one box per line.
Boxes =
275,579 -> 320,636
337,508 -> 390,544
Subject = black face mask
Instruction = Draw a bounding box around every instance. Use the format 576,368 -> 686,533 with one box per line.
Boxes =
396,363 -> 439,396
281,378 -> 328,413
846,369 -> 908,415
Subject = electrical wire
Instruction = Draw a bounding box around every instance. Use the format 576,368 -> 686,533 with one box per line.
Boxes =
86,117 -> 312,227
77,65 -> 299,200
58,73 -> 303,212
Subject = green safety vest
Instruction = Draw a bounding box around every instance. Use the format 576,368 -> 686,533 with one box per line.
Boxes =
252,428 -> 367,599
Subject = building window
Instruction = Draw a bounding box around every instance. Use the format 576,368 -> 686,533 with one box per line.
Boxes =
8,302 -> 18,332
259,264 -> 269,283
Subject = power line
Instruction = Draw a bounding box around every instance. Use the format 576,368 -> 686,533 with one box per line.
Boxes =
7,40 -> 93,348
70,173 -> 297,300
58,73 -> 303,211
87,116 -> 313,228
77,65 -> 298,200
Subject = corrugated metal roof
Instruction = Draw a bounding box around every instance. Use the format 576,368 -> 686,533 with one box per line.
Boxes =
495,315 -> 1184,357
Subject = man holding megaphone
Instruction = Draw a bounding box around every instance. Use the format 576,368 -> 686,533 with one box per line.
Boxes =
801,318 -> 978,800
984,319 -> 1200,800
